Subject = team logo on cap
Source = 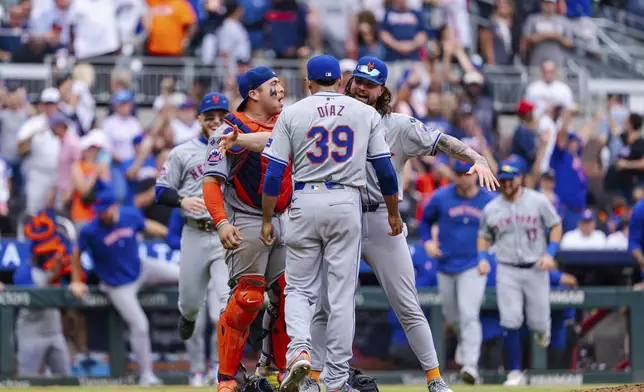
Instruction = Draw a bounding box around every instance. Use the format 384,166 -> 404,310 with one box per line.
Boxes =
212,95 -> 220,103
207,148 -> 224,165
367,62 -> 375,72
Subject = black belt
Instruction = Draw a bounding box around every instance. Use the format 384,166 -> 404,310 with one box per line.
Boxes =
294,182 -> 344,191
362,203 -> 380,213
185,218 -> 217,233
499,262 -> 536,269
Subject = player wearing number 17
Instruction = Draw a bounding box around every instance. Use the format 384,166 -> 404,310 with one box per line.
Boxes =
260,55 -> 402,392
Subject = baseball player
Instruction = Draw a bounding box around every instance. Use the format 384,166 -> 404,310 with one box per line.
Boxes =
15,210 -> 74,376
155,92 -> 230,358
477,160 -> 563,386
68,185 -> 179,386
419,160 -> 495,384
201,66 -> 291,392
218,56 -> 498,392
260,54 -> 402,392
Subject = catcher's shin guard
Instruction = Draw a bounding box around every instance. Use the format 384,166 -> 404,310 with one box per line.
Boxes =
219,275 -> 266,377
269,274 -> 289,371
349,368 -> 380,392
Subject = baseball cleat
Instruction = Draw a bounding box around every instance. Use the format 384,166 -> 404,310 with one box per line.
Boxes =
178,315 -> 196,340
279,352 -> 311,392
503,370 -> 527,386
300,378 -> 322,392
427,378 -> 452,392
190,371 -> 206,387
460,366 -> 480,385
139,373 -> 163,386
331,383 -> 360,392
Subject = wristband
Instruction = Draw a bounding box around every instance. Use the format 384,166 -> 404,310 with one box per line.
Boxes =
216,220 -> 229,231
547,242 -> 559,257
477,251 -> 488,262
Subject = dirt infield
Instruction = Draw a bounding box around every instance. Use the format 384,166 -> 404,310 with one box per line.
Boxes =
572,385 -> 644,392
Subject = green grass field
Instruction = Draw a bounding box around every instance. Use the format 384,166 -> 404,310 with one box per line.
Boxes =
0,386 -> 627,392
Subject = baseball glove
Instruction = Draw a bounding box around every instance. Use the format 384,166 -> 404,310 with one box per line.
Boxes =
241,375 -> 277,392
348,367 -> 380,392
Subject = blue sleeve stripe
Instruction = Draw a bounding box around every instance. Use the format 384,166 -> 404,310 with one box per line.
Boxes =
367,152 -> 391,161
263,160 -> 286,197
262,152 -> 289,166
430,132 -> 443,156
204,170 -> 228,179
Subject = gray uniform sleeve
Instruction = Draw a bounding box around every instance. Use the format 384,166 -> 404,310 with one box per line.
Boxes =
539,194 -> 562,229
478,206 -> 494,241
402,118 -> 443,157
204,136 -> 229,180
366,110 -> 391,160
262,109 -> 291,166
156,148 -> 183,190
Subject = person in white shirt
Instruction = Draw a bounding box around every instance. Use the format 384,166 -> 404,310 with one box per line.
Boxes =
169,98 -> 200,146
525,61 -> 575,120
560,209 -> 607,250
606,218 -> 629,250
101,90 -> 142,163
17,88 -> 62,216
68,0 -> 120,60
211,1 -> 251,74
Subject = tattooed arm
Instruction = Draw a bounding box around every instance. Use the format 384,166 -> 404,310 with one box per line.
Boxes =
436,134 -> 489,167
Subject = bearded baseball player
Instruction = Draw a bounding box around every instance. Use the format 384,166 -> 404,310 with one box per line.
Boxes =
218,56 -> 498,392
155,92 -> 231,384
202,66 -> 291,392
261,54 -> 402,392
477,160 -> 563,386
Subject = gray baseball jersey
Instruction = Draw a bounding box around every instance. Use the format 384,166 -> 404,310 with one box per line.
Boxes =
156,138 -> 210,220
363,114 -> 442,204
262,92 -> 390,185
478,188 -> 561,264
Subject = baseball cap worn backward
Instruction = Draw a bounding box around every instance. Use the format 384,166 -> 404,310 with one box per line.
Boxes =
199,92 -> 230,114
307,55 -> 341,81
237,66 -> 278,111
353,56 -> 388,86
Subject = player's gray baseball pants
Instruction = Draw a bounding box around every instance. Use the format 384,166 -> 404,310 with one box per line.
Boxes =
100,258 -> 179,377
437,267 -> 486,369
310,206 -> 440,375
284,183 -> 362,390
496,263 -> 550,332
178,224 -> 229,322
185,281 -> 225,373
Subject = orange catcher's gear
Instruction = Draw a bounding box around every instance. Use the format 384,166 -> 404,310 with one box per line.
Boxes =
269,274 -> 289,371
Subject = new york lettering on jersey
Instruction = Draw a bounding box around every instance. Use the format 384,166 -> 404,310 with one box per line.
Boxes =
363,114 -> 442,204
205,112 -> 292,214
262,92 -> 389,186
157,136 -> 211,220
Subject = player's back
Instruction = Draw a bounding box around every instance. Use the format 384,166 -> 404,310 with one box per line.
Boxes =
281,92 -> 383,186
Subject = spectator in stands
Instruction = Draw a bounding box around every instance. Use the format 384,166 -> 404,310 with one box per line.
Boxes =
169,97 -> 200,146
101,90 -> 142,163
265,0 -> 309,59
522,0 -> 573,68
606,217 -> 629,250
146,0 -> 197,56
538,169 -> 562,213
356,10 -> 384,59
67,0 -> 120,60
442,0 -> 471,53
30,0 -> 71,51
379,0 -> 428,62
239,0 -> 270,52
122,135 -> 158,207
213,1 -> 251,75
449,103 -> 498,173
11,1 -> 61,64
560,209 -> 607,249
0,86 -> 29,198
535,106 -> 559,174
462,72 -> 497,141
612,113 -> 644,202
17,87 -> 61,216
525,61 -> 575,121
425,91 -> 451,135
308,0 -> 359,59
108,68 -> 136,116
339,58 -> 357,94
71,130 -> 110,231
394,69 -> 426,119
566,0 -> 600,55
479,0 -> 515,66
551,124 -> 588,232
597,94 -> 630,169
50,112 -> 80,213
0,1 -> 31,61
511,99 -> 539,172
69,63 -> 97,135
114,0 -> 148,52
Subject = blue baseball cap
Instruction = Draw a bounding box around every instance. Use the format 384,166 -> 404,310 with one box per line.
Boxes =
112,89 -> 133,106
452,160 -> 473,173
49,112 -> 68,128
199,92 -> 230,114
93,187 -> 117,213
497,160 -> 523,180
580,209 -> 596,221
505,154 -> 528,174
306,55 -> 341,81
352,56 -> 388,86
237,66 -> 278,111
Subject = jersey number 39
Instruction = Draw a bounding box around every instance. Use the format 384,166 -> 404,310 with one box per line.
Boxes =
306,125 -> 355,164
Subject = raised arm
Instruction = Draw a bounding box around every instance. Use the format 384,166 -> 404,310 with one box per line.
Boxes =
435,133 -> 499,191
